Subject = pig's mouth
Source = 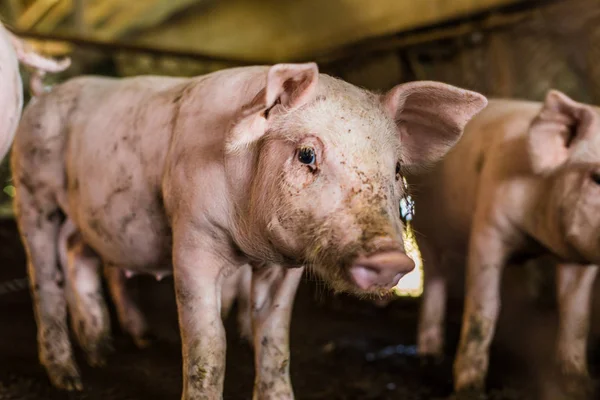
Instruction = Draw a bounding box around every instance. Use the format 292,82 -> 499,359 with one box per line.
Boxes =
349,250 -> 415,292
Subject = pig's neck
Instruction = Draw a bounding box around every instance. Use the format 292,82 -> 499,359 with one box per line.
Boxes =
224,149 -> 288,265
521,178 -> 579,261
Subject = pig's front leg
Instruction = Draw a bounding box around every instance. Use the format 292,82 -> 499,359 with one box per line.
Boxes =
555,263 -> 598,399
173,229 -> 229,400
453,223 -> 509,395
251,264 -> 303,400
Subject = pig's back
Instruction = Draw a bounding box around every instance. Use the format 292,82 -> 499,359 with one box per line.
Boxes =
409,98 -> 542,253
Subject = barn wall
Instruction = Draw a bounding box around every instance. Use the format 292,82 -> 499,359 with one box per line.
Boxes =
328,0 -> 600,102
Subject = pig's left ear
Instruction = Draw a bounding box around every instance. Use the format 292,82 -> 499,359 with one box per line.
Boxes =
226,63 -> 319,152
382,81 -> 487,169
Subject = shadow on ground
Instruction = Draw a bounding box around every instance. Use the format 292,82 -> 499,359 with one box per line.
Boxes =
0,219 -> 599,399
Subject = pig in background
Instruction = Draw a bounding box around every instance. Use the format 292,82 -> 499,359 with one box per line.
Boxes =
7,60 -> 486,399
0,22 -> 70,163
409,89 -> 600,400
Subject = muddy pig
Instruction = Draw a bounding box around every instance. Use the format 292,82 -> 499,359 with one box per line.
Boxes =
410,89 -> 600,399
0,22 -> 69,162
9,62 -> 486,399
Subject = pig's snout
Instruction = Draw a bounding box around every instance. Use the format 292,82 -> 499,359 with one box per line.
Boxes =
350,250 -> 415,291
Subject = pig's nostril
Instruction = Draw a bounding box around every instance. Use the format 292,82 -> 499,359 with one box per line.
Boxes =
349,251 -> 415,291
361,251 -> 415,273
350,265 -> 379,291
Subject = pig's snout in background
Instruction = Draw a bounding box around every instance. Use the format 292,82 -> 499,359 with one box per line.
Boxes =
349,237 -> 415,290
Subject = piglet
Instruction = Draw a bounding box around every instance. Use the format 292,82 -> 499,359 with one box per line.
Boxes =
410,90 -> 600,399
9,63 -> 486,399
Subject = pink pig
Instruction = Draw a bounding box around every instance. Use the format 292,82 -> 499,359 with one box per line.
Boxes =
8,62 -> 486,399
410,90 -> 600,398
0,23 -> 69,162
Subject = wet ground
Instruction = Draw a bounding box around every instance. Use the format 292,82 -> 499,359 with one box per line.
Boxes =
0,218 -> 599,400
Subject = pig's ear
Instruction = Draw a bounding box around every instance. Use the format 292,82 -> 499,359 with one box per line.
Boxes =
527,89 -> 599,175
226,63 -> 319,153
382,81 -> 488,169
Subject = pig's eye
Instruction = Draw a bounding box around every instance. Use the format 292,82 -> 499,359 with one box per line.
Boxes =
395,162 -> 401,181
591,171 -> 600,185
298,147 -> 316,166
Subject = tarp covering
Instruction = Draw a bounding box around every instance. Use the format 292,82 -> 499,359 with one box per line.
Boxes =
131,0 -> 524,62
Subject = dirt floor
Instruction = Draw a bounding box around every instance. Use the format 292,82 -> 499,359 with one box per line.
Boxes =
0,218 -> 599,400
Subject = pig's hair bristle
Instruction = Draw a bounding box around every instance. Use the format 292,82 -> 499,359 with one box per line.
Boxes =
224,140 -> 249,154
269,75 -> 402,162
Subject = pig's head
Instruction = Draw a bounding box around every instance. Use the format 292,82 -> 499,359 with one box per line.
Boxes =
229,63 -> 487,296
528,90 -> 600,264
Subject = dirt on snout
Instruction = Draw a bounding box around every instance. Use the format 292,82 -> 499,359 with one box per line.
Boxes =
0,218 -> 598,400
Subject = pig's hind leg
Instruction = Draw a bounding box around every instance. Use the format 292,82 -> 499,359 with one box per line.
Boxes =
103,264 -> 153,349
221,264 -> 253,342
58,220 -> 113,367
12,175 -> 82,390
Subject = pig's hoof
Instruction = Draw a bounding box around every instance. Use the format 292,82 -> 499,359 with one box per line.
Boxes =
85,336 -> 114,367
133,332 -> 157,349
46,363 -> 83,391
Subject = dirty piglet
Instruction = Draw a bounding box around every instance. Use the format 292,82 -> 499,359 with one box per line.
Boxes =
9,62 -> 486,399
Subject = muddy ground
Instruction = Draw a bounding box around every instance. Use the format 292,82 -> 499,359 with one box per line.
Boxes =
0,218 -> 599,400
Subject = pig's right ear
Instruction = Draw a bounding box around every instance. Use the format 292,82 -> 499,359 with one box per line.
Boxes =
382,81 -> 488,170
527,90 -> 599,175
226,63 -> 319,153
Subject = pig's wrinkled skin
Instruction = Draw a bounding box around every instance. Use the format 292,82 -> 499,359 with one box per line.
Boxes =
410,90 -> 600,398
9,62 -> 486,399
0,23 -> 70,162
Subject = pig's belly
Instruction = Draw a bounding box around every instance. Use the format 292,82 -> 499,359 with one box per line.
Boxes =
68,177 -> 173,272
